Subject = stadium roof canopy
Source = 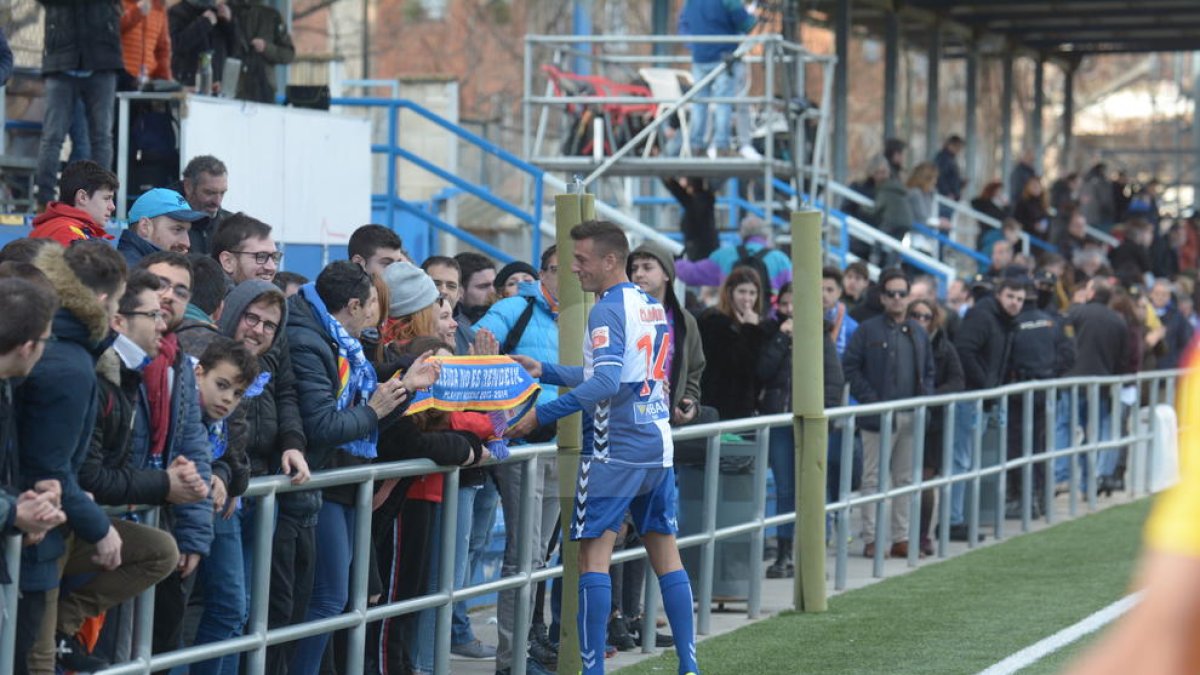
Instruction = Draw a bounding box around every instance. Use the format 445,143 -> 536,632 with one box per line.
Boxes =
823,0 -> 1200,61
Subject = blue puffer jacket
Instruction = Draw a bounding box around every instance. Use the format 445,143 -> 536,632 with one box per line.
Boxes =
130,349 -> 214,555
471,281 -> 560,406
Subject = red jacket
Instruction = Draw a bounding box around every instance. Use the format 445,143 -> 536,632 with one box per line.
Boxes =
120,0 -> 172,81
29,203 -> 112,246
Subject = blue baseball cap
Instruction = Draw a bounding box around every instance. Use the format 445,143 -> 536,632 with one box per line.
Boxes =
128,188 -> 207,223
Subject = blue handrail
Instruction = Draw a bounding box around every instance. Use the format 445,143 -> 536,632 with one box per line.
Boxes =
911,222 -> 990,266
390,198 -> 516,264
331,96 -> 543,262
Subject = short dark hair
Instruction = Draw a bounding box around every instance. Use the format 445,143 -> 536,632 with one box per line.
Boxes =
64,240 -> 127,297
996,277 -> 1028,296
211,213 -> 272,259
119,270 -> 166,315
822,266 -> 843,287
182,155 -> 228,181
1089,278 -> 1113,304
540,245 -> 558,271
198,336 -> 260,387
0,278 -> 58,353
315,260 -> 373,313
454,252 -> 495,286
422,255 -> 460,277
137,251 -> 194,289
58,160 -> 118,207
0,238 -> 56,265
189,254 -> 229,315
946,134 -> 965,146
348,225 -> 403,263
571,220 -> 629,263
844,261 -> 870,280
878,268 -> 909,290
272,271 -> 308,292
0,261 -> 55,292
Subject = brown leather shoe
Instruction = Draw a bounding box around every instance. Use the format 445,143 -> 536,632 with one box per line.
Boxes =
890,540 -> 926,559
863,542 -> 879,558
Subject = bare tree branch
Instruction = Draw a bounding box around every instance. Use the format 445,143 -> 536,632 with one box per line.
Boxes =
293,0 -> 340,22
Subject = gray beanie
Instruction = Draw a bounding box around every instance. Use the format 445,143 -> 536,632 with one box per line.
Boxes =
384,262 -> 439,318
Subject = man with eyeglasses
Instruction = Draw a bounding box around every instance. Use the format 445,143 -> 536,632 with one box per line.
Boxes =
212,213 -> 282,284
118,188 -> 207,266
132,252 -> 218,658
843,268 -> 935,560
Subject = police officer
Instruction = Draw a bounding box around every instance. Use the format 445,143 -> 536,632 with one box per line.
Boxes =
1005,270 -> 1074,519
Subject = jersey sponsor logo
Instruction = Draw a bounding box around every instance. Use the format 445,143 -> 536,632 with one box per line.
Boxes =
634,398 -> 670,424
591,325 -> 610,350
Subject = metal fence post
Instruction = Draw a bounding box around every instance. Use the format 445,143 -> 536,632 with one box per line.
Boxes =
697,434 -> 721,634
995,394 -> 1009,540
433,469 -> 460,675
1086,382 -> 1100,510
512,456 -> 538,675
835,415 -> 855,590
938,403 -> 954,557
1021,388 -> 1034,532
132,508 -> 161,670
344,481 -> 374,675
968,398 -> 984,548
747,426 -> 770,619
874,409 -> 894,578
1044,386 -> 1057,524
246,490 -> 278,673
1068,385 -> 1080,517
0,535 -> 21,670
1147,375 -> 1162,495
908,406 -> 926,568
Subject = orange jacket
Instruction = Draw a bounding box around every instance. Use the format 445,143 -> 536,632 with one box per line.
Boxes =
120,0 -> 172,81
29,202 -> 112,246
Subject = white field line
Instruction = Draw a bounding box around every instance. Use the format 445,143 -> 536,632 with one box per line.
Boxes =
976,592 -> 1143,675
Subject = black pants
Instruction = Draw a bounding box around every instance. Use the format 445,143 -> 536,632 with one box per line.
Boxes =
152,569 -> 199,672
1006,392 -> 1048,501
265,510 -> 316,675
369,498 -> 436,675
13,589 -> 46,675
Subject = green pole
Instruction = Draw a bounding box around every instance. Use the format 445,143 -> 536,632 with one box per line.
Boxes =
792,209 -> 828,612
554,192 -> 595,675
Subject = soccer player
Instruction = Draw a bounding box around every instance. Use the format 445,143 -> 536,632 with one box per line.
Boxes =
508,220 -> 700,675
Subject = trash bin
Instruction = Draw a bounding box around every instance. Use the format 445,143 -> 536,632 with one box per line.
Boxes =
676,435 -> 760,602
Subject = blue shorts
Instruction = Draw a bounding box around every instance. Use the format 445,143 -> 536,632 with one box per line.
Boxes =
569,459 -> 677,541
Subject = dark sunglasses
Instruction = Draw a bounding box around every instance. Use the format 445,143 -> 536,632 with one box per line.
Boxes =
909,312 -> 933,321
883,289 -> 909,299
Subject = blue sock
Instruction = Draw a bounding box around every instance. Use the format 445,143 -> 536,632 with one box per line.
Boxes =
659,569 -> 699,675
578,571 -> 611,675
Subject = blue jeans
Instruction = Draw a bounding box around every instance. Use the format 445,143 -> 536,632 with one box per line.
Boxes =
768,426 -> 795,541
950,401 -> 978,526
449,484 -> 480,646
411,506 -> 443,674
689,59 -> 745,152
35,72 -> 117,199
189,511 -> 247,675
1054,395 -> 1114,488
289,500 -> 355,675
68,97 -> 91,162
454,475 -> 498,644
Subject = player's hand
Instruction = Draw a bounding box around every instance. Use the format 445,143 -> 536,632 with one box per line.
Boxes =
281,449 -> 311,485
505,409 -> 540,439
510,354 -> 542,379
471,328 -> 499,356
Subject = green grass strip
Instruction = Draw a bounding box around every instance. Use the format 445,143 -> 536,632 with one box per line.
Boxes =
620,499 -> 1151,675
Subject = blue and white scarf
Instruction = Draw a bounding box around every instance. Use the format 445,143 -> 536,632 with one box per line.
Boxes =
300,283 -> 379,458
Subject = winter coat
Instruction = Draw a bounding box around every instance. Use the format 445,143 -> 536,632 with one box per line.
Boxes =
0,31 -> 11,86
230,0 -> 294,103
1009,162 -> 1037,206
1157,305 -> 1193,370
117,228 -> 162,268
80,348 -> 171,507
472,281 -> 560,406
843,313 -> 936,431
176,313 -> 251,498
698,309 -> 766,421
17,246 -> 117,592
120,0 -> 172,81
128,346 -> 214,555
1081,173 -> 1116,228
168,0 -> 236,89
756,319 -> 844,414
675,238 -> 793,296
1067,301 -> 1128,377
663,177 -> 719,261
906,187 -> 935,226
677,0 -> 755,63
285,293 -> 384,478
930,329 -> 965,395
1008,302 -> 1074,382
954,295 -> 1017,391
29,202 -> 112,245
934,148 -> 964,200
872,178 -> 916,239
0,381 -> 21,583
38,0 -> 125,75
1013,197 -> 1050,237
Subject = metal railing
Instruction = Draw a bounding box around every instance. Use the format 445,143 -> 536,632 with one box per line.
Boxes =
0,369 -> 1179,674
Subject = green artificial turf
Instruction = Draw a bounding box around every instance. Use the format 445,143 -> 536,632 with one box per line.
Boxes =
618,499 -> 1151,675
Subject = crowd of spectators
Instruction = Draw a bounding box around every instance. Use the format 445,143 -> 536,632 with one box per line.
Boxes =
6,114 -> 1200,673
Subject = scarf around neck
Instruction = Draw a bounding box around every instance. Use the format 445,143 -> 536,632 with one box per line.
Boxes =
300,283 -> 378,458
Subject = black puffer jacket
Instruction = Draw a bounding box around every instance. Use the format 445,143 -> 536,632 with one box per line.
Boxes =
698,309 -> 766,421
843,313 -> 936,432
954,295 -> 1017,391
756,319 -> 845,414
80,350 -> 171,506
167,0 -> 237,90
39,0 -> 125,74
